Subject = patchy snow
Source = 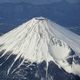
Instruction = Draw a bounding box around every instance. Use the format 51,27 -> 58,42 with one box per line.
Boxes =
0,17 -> 80,76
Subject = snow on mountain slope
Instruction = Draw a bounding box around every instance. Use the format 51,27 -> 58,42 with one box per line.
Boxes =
0,17 -> 80,76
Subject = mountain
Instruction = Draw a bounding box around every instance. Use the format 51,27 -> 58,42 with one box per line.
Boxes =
0,17 -> 80,80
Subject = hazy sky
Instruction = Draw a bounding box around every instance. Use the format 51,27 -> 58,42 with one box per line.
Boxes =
0,0 -> 80,4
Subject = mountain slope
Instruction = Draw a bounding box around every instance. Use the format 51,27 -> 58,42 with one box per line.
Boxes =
0,17 -> 80,78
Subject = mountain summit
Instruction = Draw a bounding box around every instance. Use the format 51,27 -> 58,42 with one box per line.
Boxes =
0,17 -> 80,77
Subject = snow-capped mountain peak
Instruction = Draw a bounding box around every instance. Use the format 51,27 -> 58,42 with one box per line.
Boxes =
0,17 -> 71,62
0,17 -> 80,76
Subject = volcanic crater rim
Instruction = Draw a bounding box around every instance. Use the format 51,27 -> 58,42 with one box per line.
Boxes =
34,17 -> 47,21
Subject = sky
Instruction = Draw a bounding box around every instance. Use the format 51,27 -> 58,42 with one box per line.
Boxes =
0,0 -> 80,34
0,0 -> 80,4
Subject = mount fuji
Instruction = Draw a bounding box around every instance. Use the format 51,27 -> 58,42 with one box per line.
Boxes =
0,17 -> 80,80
